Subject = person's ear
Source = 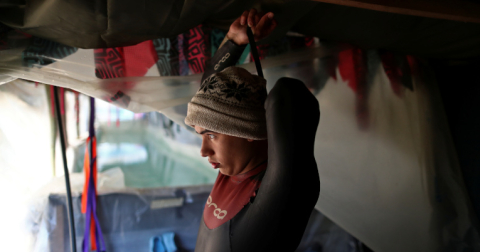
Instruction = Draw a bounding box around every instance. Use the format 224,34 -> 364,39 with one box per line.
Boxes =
247,139 -> 254,142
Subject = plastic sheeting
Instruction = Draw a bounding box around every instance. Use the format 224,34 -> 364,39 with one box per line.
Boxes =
1,31 -> 479,251
0,31 -> 322,115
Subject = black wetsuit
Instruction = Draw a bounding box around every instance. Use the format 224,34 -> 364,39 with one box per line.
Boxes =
195,40 -> 321,252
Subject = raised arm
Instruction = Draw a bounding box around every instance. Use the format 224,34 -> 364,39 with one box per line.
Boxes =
201,9 -> 277,82
201,39 -> 246,82
232,78 -> 321,251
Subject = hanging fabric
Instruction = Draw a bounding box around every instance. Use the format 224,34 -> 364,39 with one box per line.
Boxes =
81,97 -> 106,252
338,47 -> 369,130
380,51 -> 414,97
22,37 -> 78,67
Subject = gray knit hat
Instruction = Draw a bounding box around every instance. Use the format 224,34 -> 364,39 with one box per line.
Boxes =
185,66 -> 267,140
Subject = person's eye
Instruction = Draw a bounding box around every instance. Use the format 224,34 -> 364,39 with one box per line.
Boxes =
207,134 -> 215,140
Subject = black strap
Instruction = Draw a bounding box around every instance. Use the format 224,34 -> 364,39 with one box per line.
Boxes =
53,86 -> 77,252
246,27 -> 264,78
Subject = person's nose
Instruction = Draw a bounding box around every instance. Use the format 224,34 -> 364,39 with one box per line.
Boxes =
200,139 -> 214,157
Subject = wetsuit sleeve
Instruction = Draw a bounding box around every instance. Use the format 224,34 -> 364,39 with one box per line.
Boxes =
231,77 -> 321,252
201,39 -> 246,82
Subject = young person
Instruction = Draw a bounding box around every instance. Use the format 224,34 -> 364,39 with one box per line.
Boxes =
184,9 -> 321,252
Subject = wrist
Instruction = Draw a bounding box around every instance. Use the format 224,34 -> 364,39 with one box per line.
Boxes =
226,32 -> 248,46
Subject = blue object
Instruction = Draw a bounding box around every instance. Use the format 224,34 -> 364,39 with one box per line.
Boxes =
150,232 -> 177,252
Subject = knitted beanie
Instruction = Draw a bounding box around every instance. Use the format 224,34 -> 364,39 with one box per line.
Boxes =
185,66 -> 268,140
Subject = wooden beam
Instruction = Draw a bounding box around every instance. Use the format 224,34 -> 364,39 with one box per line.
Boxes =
313,0 -> 480,24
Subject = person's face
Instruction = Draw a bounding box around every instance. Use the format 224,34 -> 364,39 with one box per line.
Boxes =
194,125 -> 257,176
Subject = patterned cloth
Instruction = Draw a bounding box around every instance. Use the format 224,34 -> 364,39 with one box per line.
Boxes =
153,37 -> 180,76
22,37 -> 77,67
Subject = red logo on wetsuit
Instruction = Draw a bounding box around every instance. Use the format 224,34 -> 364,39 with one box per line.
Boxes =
206,196 -> 228,219
203,163 -> 267,229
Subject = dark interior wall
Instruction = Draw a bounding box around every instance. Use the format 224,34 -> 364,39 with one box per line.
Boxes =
432,59 -> 480,222
288,2 -> 480,60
